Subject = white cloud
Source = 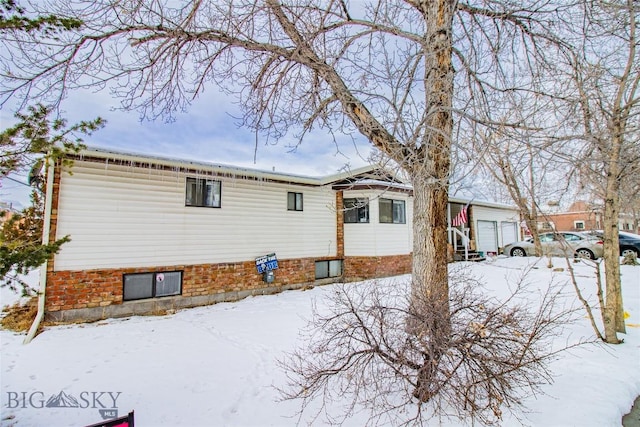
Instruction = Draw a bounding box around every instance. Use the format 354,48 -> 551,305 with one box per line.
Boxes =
58,87 -> 374,176
1,84 -> 376,206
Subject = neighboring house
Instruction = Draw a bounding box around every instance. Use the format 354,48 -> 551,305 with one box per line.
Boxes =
540,200 -> 638,234
448,199 -> 521,256
42,147 -> 519,322
539,201 -> 601,232
619,213 -> 638,234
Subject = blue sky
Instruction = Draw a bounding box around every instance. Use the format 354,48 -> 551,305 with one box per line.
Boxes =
1,87 -> 375,208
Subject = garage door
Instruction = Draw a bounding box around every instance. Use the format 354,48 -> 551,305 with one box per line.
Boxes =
500,222 -> 518,247
477,220 -> 498,254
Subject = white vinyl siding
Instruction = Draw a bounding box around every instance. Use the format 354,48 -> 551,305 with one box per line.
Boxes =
54,161 -> 337,270
343,191 -> 413,256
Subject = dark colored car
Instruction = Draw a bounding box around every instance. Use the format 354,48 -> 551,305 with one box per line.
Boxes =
618,231 -> 640,257
587,230 -> 640,257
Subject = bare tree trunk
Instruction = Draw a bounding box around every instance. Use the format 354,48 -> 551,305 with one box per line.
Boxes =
603,131 -> 625,340
479,135 -> 545,256
528,206 -> 543,256
602,199 -> 622,341
527,145 -> 543,255
409,0 -> 454,313
407,0 -> 454,401
565,0 -> 639,342
411,178 -> 450,311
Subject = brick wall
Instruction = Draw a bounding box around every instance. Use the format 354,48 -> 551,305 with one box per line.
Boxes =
46,256 -> 324,311
545,211 -> 599,231
45,253 -> 413,322
343,254 -> 412,282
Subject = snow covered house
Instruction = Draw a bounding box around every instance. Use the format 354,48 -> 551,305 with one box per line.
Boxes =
42,147 -> 519,322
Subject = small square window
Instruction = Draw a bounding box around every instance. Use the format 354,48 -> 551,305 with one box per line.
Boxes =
287,192 -> 303,211
186,177 -> 221,208
574,221 -> 585,230
344,198 -> 369,223
315,261 -> 329,279
123,273 -> 154,301
155,272 -> 182,297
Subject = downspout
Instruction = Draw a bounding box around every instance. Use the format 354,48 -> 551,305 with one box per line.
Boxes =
24,157 -> 55,344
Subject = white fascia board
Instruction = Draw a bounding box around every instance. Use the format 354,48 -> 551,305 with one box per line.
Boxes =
449,196 -> 518,211
78,146 -> 386,187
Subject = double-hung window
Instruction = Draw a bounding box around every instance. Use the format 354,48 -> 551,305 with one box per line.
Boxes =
185,177 -> 221,208
287,192 -> 303,211
379,198 -> 406,224
343,198 -> 369,223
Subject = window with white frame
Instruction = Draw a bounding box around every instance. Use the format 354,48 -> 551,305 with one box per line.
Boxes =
379,198 -> 406,224
287,192 -> 303,211
574,220 -> 585,230
185,177 -> 221,208
123,271 -> 182,301
343,198 -> 369,223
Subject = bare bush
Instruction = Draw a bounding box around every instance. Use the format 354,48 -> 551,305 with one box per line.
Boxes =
622,252 -> 639,266
279,266 -> 584,426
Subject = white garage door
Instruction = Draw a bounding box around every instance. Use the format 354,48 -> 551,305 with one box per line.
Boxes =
500,221 -> 518,247
477,220 -> 498,254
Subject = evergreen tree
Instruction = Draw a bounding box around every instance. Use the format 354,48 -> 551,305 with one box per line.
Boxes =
0,1 -> 102,294
0,191 -> 67,295
1,105 -> 104,294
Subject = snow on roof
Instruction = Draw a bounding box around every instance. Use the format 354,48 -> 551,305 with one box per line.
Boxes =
77,145 -> 379,186
75,146 -> 518,210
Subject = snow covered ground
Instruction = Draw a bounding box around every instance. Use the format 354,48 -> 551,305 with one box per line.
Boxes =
1,257 -> 639,426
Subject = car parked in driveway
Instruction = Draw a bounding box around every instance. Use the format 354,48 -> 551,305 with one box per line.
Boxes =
585,230 -> 640,257
504,231 -> 604,260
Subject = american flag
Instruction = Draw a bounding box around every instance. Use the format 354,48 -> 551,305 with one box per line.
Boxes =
451,202 -> 469,227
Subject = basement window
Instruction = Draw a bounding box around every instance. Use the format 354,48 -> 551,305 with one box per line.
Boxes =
574,221 -> 585,230
315,260 -> 343,279
123,271 -> 183,301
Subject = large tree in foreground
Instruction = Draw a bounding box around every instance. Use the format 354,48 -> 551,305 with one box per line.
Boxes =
0,0 -> 567,321
0,0 -> 575,418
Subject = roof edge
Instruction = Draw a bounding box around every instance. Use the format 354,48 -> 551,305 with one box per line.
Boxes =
77,146 -> 379,186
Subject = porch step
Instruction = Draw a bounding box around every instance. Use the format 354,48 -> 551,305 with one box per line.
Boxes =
453,250 -> 486,262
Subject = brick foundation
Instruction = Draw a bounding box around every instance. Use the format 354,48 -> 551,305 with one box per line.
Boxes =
45,254 -> 412,322
343,254 -> 412,282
